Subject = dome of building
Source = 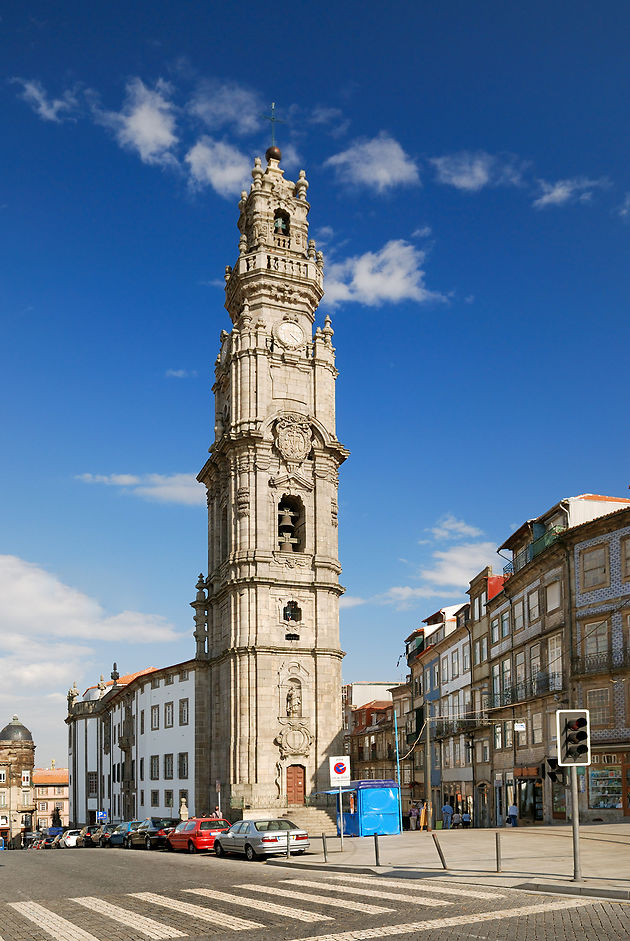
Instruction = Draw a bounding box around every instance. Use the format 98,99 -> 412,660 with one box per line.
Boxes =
0,715 -> 33,742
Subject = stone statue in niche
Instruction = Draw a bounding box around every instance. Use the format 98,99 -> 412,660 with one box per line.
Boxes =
286,683 -> 302,717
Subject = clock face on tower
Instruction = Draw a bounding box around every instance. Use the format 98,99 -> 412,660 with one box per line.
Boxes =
274,321 -> 305,350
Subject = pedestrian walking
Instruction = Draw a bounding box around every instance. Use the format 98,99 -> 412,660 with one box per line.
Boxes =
452,811 -> 462,828
461,811 -> 471,828
507,802 -> 518,827
409,803 -> 419,830
441,802 -> 453,829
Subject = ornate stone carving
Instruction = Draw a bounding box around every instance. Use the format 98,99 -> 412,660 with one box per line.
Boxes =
272,551 -> 309,569
275,414 -> 312,464
274,723 -> 313,758
236,486 -> 250,517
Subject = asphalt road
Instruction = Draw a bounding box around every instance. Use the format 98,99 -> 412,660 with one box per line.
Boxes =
0,846 -> 628,940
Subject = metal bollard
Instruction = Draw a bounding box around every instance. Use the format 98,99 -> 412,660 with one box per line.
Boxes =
322,833 -> 328,863
286,830 -> 291,859
432,832 -> 448,870
495,831 -> 502,872
374,832 -> 381,866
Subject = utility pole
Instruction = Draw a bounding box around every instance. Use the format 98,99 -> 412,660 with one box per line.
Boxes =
424,705 -> 432,830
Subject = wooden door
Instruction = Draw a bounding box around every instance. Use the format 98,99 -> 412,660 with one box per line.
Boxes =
286,764 -> 306,805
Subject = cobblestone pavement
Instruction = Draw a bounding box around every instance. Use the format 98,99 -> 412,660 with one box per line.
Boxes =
0,847 -> 627,940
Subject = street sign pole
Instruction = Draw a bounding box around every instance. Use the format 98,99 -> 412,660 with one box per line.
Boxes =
339,784 -> 343,852
329,756 -> 350,852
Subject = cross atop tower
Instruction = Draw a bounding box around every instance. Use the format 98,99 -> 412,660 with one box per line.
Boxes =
263,101 -> 285,148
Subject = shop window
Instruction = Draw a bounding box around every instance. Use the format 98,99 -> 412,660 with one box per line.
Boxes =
589,761 -> 622,809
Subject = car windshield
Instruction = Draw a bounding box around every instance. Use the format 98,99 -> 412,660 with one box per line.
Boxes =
254,819 -> 295,831
113,825 -> 126,833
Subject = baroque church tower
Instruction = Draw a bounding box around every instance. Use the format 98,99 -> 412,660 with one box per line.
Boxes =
194,145 -> 349,811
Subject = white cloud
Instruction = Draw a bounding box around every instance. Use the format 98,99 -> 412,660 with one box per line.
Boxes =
418,541 -> 497,588
76,472 -> 205,506
325,239 -> 443,307
95,77 -> 178,167
532,176 -> 609,209
310,105 -> 350,137
325,132 -> 419,192
12,78 -> 79,122
165,368 -> 198,378
616,192 -> 630,219
429,514 -> 483,541
412,226 -> 432,238
185,136 -> 251,197
0,555 -> 180,644
430,151 -> 524,191
339,595 -> 367,609
189,80 -> 261,135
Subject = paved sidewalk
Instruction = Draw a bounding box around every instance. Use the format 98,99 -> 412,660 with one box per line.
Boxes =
268,822 -> 630,899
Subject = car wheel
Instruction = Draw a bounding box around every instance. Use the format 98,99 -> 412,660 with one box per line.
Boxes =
187,841 -> 196,854
214,841 -> 225,857
166,840 -> 173,851
145,836 -> 152,850
245,843 -> 257,862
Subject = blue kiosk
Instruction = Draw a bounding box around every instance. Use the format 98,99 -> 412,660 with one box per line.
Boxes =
328,779 -> 401,837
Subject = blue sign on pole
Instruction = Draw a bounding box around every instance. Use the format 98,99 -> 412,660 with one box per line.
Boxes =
96,811 -> 107,822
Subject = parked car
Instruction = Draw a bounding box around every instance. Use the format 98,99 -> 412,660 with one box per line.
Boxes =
214,819 -> 309,861
60,829 -> 81,848
109,820 -> 143,848
40,834 -> 58,849
92,823 -> 117,847
167,818 -> 231,854
76,824 -> 101,847
129,817 -> 180,850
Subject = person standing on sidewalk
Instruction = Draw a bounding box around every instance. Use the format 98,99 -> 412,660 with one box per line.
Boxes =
441,802 -> 453,829
507,802 -> 518,827
409,803 -> 419,830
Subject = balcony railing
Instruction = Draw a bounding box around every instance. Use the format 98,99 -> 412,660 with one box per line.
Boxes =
488,671 -> 564,709
503,525 -> 565,576
573,649 -> 630,677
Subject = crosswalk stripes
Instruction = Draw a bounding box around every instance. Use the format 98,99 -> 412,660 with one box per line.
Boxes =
130,892 -> 263,931
312,872 -> 507,900
283,897 -> 594,941
184,887 -> 334,922
71,896 -> 186,939
7,901 -> 102,941
286,878 -> 454,906
235,882 -> 394,915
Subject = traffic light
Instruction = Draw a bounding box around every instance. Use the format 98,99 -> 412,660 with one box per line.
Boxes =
556,709 -> 591,767
544,758 -> 565,784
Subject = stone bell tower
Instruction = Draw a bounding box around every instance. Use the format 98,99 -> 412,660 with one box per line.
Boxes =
195,145 -> 348,812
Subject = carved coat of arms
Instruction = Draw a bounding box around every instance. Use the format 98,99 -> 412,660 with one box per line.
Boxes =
275,414 -> 312,464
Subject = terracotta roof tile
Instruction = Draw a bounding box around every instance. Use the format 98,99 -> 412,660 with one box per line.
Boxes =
33,768 -> 69,785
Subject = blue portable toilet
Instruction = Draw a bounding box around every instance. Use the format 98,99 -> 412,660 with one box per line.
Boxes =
329,779 -> 400,837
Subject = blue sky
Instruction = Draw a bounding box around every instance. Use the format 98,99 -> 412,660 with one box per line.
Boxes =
2,1 -> 630,765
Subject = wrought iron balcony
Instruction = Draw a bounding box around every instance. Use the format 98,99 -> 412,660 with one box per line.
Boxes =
503,525 -> 566,577
488,671 -> 564,709
573,649 -> 630,677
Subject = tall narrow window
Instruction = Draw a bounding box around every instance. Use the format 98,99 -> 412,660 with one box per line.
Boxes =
278,496 -> 305,552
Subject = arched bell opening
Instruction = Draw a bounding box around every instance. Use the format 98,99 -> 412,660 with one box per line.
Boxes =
274,209 -> 290,237
278,495 -> 305,552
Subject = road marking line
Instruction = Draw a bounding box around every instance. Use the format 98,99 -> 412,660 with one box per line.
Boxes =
130,892 -> 261,931
313,872 -> 506,900
7,901 -> 102,941
237,883 -> 394,915
71,896 -> 186,939
185,887 -> 333,923
286,878 -> 452,906
284,897 -> 593,941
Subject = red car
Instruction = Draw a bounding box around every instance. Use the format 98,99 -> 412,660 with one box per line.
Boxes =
167,817 -> 231,854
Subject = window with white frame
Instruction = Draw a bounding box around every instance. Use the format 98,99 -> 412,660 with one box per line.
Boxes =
546,581 -> 561,612
165,674 -> 174,686
0,791 -> 6,807
441,656 -> 448,683
151,676 -> 160,689
473,641 -> 480,665
528,589 -> 540,622
151,790 -> 159,807
501,657 -> 511,692
513,600 -> 524,632
548,634 -> 563,681
21,770 -> 30,786
433,663 -> 439,687
150,755 -> 159,780
0,769 -> 5,784
179,698 -> 189,726
463,643 -> 470,671
164,701 -> 174,728
451,650 -> 459,678
424,668 -> 431,692
178,752 -> 188,779
581,544 -> 609,591
494,724 -> 502,749
622,536 -> 630,582
164,754 -> 173,780
501,611 -> 510,638
179,670 -> 189,682
87,772 -> 97,797
532,712 -> 543,744
480,636 -> 488,661
491,618 -> 499,644
151,705 -> 159,730
504,721 -> 513,748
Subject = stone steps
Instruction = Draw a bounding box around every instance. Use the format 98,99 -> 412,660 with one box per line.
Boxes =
279,805 -> 338,835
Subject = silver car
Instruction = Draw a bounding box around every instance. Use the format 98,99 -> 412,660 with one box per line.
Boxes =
214,818 -> 309,861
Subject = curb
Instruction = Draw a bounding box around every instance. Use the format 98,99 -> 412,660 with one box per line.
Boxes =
267,859 -> 383,875
518,882 -> 630,901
